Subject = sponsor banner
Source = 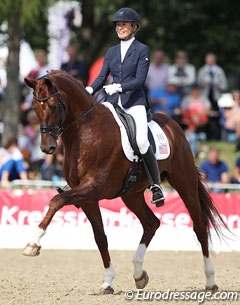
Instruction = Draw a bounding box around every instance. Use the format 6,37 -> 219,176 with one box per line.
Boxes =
0,190 -> 239,251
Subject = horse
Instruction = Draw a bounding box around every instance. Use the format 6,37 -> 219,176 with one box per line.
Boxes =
23,70 -> 225,294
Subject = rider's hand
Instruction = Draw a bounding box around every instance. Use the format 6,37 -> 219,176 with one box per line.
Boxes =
85,86 -> 93,94
103,83 -> 122,95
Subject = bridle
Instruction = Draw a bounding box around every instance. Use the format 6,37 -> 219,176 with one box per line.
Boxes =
33,75 -> 96,140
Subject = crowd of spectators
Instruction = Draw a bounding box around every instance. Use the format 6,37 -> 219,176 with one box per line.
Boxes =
145,49 -> 240,190
0,45 -> 239,191
145,49 -> 239,153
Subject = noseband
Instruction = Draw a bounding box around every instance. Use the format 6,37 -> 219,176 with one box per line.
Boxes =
33,75 -> 95,140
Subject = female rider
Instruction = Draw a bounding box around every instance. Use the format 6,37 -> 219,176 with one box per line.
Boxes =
86,8 -> 164,206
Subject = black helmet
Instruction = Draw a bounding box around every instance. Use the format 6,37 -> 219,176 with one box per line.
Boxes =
113,8 -> 141,29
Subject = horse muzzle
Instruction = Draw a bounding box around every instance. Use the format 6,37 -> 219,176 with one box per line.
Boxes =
40,134 -> 57,154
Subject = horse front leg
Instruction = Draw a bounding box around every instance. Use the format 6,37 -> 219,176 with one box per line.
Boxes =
122,192 -> 160,289
81,202 -> 115,294
22,192 -> 67,256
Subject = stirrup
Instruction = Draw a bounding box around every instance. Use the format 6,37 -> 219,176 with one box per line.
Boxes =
150,184 -> 165,207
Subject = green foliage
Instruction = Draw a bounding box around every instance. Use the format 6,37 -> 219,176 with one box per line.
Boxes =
0,0 -> 46,25
0,0 -> 51,51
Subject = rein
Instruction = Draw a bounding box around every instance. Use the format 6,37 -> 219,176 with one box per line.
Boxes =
33,75 -> 97,139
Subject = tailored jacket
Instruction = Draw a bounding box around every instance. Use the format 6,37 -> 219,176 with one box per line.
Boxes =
91,39 -> 150,109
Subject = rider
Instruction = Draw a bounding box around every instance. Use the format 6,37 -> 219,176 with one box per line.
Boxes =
85,8 -> 165,206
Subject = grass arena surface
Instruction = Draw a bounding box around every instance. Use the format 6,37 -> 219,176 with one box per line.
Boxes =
0,249 -> 239,304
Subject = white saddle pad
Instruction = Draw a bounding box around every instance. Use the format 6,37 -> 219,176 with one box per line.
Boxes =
103,102 -> 170,162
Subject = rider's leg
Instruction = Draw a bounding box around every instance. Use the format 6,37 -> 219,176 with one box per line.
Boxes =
141,146 -> 165,206
124,105 -> 164,206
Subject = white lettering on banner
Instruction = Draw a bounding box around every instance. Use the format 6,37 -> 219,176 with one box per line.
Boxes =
28,211 -> 43,225
1,206 -> 19,225
0,206 -> 192,228
220,214 -> 240,230
1,206 -> 43,225
153,212 -> 192,227
1,205 -> 240,230
18,210 -> 31,225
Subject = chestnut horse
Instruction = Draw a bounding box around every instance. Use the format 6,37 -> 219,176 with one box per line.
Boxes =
23,70 -> 225,294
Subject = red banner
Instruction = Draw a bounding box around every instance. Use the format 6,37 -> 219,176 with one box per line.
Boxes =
0,190 -> 240,230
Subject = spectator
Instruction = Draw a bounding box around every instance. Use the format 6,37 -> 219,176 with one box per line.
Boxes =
199,147 -> 229,192
21,50 -> 49,125
197,53 -> 228,140
145,49 -> 169,94
148,79 -> 181,120
40,139 -> 64,181
181,83 -> 211,157
18,110 -> 45,175
168,50 -> 196,98
31,50 -> 49,78
222,90 -> 240,150
230,156 -> 240,184
61,44 -> 88,86
0,138 -> 28,187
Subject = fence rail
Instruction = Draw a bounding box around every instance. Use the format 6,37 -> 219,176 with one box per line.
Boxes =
7,179 -> 66,189
3,179 -> 240,192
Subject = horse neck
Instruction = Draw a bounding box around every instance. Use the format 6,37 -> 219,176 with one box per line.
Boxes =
60,83 -> 97,144
64,84 -> 95,122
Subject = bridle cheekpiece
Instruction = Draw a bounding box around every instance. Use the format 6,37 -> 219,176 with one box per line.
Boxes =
33,74 -> 96,140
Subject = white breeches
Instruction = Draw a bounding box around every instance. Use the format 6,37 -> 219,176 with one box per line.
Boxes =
123,105 -> 150,154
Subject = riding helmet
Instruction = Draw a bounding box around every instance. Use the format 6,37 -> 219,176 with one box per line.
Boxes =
113,8 -> 141,29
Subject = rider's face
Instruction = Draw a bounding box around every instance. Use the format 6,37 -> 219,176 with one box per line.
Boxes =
115,21 -> 135,40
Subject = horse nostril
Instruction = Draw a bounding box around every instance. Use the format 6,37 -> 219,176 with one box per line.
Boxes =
41,145 -> 56,154
49,146 -> 56,154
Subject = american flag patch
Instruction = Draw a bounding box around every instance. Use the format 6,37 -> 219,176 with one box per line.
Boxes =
159,144 -> 168,154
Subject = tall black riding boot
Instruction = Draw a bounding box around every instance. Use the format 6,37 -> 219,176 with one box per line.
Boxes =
141,146 -> 165,207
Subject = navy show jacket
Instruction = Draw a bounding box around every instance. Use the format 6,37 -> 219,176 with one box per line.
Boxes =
91,39 -> 150,109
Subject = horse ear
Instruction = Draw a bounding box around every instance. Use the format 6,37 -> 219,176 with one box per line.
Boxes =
24,77 -> 37,89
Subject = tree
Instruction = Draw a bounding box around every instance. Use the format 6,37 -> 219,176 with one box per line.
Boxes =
1,0 -> 240,147
0,0 -> 49,146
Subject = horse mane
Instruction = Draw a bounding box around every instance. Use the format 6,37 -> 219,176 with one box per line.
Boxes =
47,69 -> 85,89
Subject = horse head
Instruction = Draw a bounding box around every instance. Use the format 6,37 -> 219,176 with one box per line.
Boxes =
25,73 -> 67,154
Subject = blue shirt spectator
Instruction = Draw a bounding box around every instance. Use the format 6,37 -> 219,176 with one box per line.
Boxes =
0,138 -> 28,187
0,158 -> 26,181
148,81 -> 181,118
199,148 -> 229,184
200,159 -> 228,182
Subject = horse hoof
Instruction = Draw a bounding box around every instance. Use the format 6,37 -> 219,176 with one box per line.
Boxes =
100,286 -> 114,294
206,284 -> 218,293
22,243 -> 41,256
135,270 -> 149,289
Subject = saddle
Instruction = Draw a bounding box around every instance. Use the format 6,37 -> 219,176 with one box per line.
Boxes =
114,104 -> 140,158
113,104 -> 155,197
114,104 -> 156,158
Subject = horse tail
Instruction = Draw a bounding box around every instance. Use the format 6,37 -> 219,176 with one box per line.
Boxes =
197,170 -> 227,239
